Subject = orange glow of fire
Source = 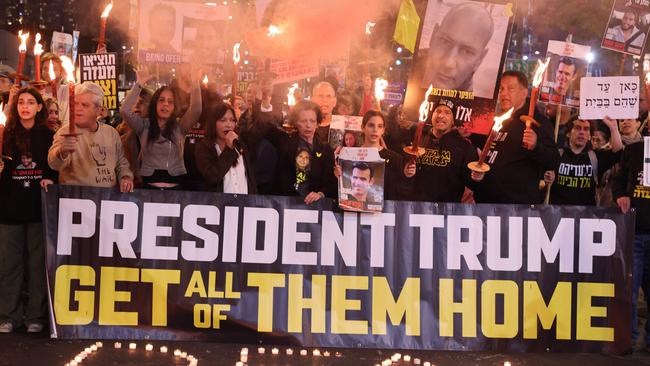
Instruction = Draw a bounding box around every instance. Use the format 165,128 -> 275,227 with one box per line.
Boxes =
492,107 -> 514,132
101,1 -> 114,18
49,60 -> 56,81
34,33 -> 43,56
59,56 -> 76,83
18,30 -> 29,52
267,25 -> 283,37
419,85 -> 434,122
233,43 -> 241,64
365,22 -> 376,35
531,57 -> 550,88
287,83 -> 299,106
374,78 -> 388,101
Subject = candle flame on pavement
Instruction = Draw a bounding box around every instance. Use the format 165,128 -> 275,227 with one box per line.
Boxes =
60,56 -> 76,83
18,30 -> 30,52
531,57 -> 550,88
492,107 -> 514,132
101,1 -> 114,18
374,78 -> 388,102
419,85 -> 434,122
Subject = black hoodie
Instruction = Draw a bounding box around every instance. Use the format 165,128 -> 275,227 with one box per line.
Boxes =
0,123 -> 56,224
612,141 -> 650,233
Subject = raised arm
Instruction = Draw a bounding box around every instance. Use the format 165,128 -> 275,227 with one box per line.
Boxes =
179,76 -> 203,133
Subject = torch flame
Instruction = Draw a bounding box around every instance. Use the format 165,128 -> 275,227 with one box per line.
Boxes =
365,22 -> 376,35
59,56 -> 76,83
287,83 -> 299,106
101,1 -> 114,18
34,33 -> 43,56
492,107 -> 514,132
202,75 -> 208,85
233,43 -> 241,64
267,25 -> 283,37
18,30 -> 30,52
374,78 -> 388,102
531,57 -> 550,88
48,60 -> 56,81
0,103 -> 6,127
418,85 -> 434,122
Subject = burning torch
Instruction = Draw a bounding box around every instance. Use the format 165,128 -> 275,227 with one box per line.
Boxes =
467,108 -> 515,173
404,85 -> 434,157
99,1 -> 114,50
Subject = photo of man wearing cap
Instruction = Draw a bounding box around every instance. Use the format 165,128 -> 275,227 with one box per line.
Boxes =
404,98 -> 482,202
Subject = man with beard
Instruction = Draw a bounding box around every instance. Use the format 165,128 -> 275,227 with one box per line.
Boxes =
545,117 -> 623,205
403,98 -> 482,202
311,81 -> 337,144
606,10 -> 646,49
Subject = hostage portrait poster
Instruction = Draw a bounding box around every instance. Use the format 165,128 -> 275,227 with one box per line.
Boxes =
403,0 -> 514,134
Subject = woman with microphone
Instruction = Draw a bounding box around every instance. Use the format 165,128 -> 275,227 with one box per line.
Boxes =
194,103 -> 256,193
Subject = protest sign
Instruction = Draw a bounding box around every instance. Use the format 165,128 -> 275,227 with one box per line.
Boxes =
539,40 -> 590,108
328,115 -> 364,150
51,31 -> 73,59
79,53 -> 119,110
579,76 -> 639,120
338,147 -> 385,212
602,0 -> 650,56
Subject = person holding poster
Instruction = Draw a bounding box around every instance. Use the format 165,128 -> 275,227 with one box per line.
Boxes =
337,152 -> 385,212
539,41 -> 589,108
602,0 -> 650,56
0,87 -> 56,334
403,98 -> 480,202
120,67 -> 202,190
250,100 -> 336,204
473,71 -> 560,204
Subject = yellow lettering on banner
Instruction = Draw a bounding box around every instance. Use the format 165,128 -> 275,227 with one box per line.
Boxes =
576,282 -> 615,341
287,274 -> 326,333
523,281 -> 571,340
225,272 -> 241,299
98,267 -> 139,326
194,304 -> 211,328
331,275 -> 368,334
212,304 -> 230,329
141,269 -> 180,326
185,271 -> 207,298
372,277 -> 421,336
439,279 -> 477,337
247,273 -> 286,332
208,272 -> 224,298
54,265 -> 95,325
481,280 -> 518,338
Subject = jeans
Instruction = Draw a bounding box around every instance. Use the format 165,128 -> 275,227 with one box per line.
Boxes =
0,223 -> 47,327
632,234 -> 650,346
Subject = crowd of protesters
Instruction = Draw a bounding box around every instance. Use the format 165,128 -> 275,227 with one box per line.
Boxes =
1,53 -> 650,350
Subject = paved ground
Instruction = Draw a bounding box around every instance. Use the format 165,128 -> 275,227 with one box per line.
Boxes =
1,331 -> 650,366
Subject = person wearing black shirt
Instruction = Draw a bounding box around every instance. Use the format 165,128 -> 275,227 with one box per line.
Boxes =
0,87 -> 57,333
403,98 -> 482,202
546,116 -> 623,205
473,70 -> 560,204
613,140 -> 650,350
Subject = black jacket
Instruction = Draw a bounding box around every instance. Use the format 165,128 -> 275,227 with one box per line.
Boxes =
194,139 -> 257,194
612,141 -> 650,233
473,107 -> 560,204
0,123 -> 57,224
410,129 -> 478,203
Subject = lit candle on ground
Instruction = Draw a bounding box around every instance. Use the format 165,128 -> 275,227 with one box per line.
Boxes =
272,348 -> 279,355
174,349 -> 181,357
404,355 -> 412,362
114,342 -> 121,349
286,348 -> 293,355
300,349 -> 307,356
160,346 -> 167,353
15,31 -> 29,84
145,344 -> 153,351
258,347 -> 265,354
129,343 -> 136,350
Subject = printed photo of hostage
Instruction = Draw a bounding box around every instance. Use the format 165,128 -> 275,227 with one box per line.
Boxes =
328,115 -> 364,150
138,0 -> 182,64
602,0 -> 650,56
538,41 -> 590,108
403,0 -> 514,134
337,147 -> 385,213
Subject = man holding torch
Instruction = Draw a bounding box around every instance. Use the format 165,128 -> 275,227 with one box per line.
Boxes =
473,70 -> 560,204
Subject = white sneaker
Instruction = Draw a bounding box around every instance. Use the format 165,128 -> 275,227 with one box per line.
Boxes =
0,322 -> 13,333
26,323 -> 43,333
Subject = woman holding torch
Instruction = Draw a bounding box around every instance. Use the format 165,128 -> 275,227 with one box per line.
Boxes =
0,86 -> 56,333
120,67 -> 202,190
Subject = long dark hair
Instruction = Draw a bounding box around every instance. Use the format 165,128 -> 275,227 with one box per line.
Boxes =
204,103 -> 237,145
4,87 -> 47,156
147,86 -> 178,146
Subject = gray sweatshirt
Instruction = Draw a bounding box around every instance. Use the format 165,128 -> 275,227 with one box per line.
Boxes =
120,81 -> 202,177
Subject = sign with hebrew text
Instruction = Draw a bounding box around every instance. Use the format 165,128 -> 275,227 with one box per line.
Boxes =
79,53 -> 119,111
579,76 -> 639,120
